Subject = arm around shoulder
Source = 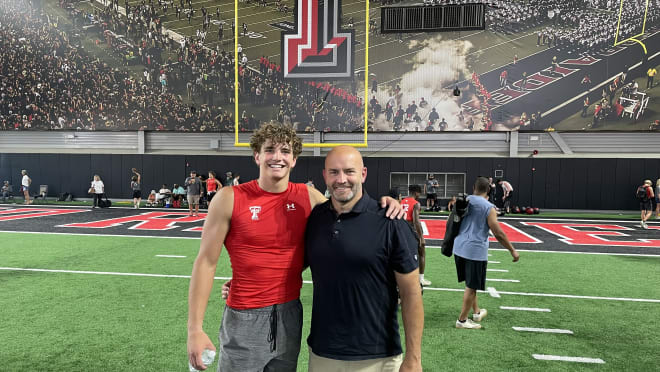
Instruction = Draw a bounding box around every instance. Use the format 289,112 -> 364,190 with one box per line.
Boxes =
307,184 -> 327,208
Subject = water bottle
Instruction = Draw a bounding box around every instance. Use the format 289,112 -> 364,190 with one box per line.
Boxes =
188,349 -> 216,372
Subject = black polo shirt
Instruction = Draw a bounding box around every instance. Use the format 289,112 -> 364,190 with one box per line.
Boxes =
305,192 -> 419,361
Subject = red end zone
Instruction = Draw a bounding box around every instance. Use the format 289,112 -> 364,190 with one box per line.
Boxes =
422,219 -> 541,244
0,208 -> 88,221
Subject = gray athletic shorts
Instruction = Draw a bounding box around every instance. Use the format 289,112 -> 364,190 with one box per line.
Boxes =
187,194 -> 200,206
218,299 -> 303,372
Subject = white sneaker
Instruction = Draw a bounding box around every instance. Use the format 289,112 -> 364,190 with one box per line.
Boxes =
472,309 -> 488,322
641,222 -> 648,229
456,319 -> 481,329
420,278 -> 432,286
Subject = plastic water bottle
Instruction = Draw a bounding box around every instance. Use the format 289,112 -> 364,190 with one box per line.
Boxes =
188,349 -> 216,372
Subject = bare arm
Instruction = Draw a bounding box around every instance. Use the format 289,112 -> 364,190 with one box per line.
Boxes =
307,184 -> 327,208
487,208 -> 519,262
187,187 -> 234,370
396,270 -> 424,372
412,204 -> 425,246
132,168 -> 141,183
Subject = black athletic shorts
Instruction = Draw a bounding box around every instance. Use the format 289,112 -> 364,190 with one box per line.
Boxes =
455,255 -> 487,291
426,193 -> 437,201
640,200 -> 653,211
132,190 -> 142,199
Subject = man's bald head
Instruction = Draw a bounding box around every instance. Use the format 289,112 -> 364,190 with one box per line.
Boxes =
325,146 -> 364,170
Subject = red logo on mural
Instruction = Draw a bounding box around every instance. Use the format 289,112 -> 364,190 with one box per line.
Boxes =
421,219 -> 541,244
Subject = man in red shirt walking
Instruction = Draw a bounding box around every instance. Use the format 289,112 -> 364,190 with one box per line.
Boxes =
187,123 -> 403,371
401,185 -> 430,286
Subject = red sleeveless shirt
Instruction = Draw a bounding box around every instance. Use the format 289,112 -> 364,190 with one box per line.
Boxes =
224,180 -> 311,309
401,197 -> 418,222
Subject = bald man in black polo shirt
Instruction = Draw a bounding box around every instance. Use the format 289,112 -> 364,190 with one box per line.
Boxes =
305,146 -> 424,372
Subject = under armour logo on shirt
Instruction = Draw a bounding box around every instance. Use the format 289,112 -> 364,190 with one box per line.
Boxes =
249,206 -> 261,220
286,203 -> 296,211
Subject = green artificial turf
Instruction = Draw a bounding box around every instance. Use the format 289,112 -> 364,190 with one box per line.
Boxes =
1,232 -> 659,371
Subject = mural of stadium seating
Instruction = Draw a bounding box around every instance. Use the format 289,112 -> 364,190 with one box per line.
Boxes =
1,0 -> 659,132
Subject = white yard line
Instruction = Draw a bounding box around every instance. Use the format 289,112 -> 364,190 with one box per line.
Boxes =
513,327 -> 573,334
500,306 -> 551,312
486,278 -> 520,283
155,254 -> 186,258
487,287 -> 500,298
487,269 -> 509,272
532,354 -> 605,364
488,260 -> 501,264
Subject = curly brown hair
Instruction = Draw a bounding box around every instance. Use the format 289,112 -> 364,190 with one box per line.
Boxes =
250,122 -> 303,158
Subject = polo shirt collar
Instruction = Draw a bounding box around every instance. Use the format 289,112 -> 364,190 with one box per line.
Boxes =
325,189 -> 371,215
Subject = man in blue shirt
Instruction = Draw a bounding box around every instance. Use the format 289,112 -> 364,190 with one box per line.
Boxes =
305,146 -> 424,371
454,177 -> 519,329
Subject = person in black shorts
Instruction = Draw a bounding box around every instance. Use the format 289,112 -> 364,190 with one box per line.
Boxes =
131,168 -> 142,209
425,174 -> 439,211
638,180 -> 655,229
453,177 -> 519,329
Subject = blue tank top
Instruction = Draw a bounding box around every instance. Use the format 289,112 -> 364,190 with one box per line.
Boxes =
453,195 -> 494,261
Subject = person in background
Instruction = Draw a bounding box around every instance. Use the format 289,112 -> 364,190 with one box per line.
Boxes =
225,171 -> 234,187
454,177 -> 519,329
232,174 -> 241,186
497,179 -> 514,214
90,175 -> 105,209
206,171 -> 223,203
2,181 -> 11,203
131,168 -> 142,209
21,170 -> 31,205
146,190 -> 157,207
424,174 -> 439,211
172,184 -> 186,208
638,180 -> 655,229
157,184 -> 173,206
402,184 -> 430,287
655,179 -> 660,218
447,196 -> 457,212
186,170 -> 203,217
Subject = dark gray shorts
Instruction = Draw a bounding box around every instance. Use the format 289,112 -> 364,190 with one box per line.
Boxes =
455,255 -> 487,291
218,299 -> 302,372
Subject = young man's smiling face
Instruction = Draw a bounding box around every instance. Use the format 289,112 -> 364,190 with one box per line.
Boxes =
254,139 -> 297,181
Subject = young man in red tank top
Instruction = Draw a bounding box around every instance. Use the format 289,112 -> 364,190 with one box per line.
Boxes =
401,185 -> 429,286
187,123 -> 403,371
